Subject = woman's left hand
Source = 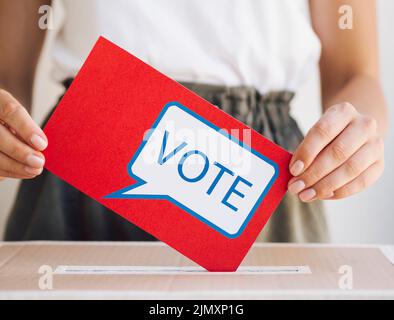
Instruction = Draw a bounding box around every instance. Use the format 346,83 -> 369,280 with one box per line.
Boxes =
288,102 -> 384,202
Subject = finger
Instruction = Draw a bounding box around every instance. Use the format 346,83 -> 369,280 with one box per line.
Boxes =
0,123 -> 45,168
300,137 -> 384,200
329,161 -> 384,200
288,115 -> 377,193
289,102 -> 356,176
0,151 -> 43,177
0,169 -> 36,180
0,89 -> 48,151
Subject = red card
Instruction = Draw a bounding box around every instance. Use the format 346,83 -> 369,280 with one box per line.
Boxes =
43,37 -> 292,271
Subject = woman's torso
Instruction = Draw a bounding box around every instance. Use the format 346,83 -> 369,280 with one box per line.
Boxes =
52,0 -> 321,94
4,0 -> 329,243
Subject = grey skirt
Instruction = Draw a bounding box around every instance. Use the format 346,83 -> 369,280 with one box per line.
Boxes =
4,80 -> 329,242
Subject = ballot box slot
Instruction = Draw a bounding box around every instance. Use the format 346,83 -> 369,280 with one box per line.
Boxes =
54,265 -> 311,275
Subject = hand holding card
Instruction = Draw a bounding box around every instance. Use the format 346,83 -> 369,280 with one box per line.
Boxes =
43,37 -> 292,271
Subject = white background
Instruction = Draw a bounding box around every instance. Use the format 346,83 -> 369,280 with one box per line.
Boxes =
0,0 -> 393,242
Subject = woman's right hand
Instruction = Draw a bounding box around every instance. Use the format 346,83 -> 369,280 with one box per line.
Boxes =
0,89 -> 48,181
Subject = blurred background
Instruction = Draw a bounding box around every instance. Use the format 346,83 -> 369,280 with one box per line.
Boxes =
0,0 -> 393,242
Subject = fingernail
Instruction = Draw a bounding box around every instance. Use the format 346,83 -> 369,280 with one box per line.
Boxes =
26,154 -> 45,168
288,180 -> 306,194
24,166 -> 43,175
290,160 -> 304,176
31,134 -> 48,151
299,188 -> 316,202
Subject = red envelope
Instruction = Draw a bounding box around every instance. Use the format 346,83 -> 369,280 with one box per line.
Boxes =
43,37 -> 292,271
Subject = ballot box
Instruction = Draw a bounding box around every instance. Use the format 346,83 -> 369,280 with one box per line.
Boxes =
1,241 -> 394,299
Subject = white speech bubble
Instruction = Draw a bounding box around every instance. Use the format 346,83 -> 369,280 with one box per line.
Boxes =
106,102 -> 278,238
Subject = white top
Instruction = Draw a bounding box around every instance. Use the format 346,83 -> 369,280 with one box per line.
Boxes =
52,0 -> 321,94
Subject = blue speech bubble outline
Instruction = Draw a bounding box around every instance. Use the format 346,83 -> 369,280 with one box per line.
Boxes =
104,102 -> 279,238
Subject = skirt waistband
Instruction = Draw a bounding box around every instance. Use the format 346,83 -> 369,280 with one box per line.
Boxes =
61,78 -> 301,151
180,82 -> 295,105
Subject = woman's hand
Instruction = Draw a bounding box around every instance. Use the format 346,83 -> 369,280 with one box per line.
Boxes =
0,89 -> 47,181
288,102 -> 384,202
